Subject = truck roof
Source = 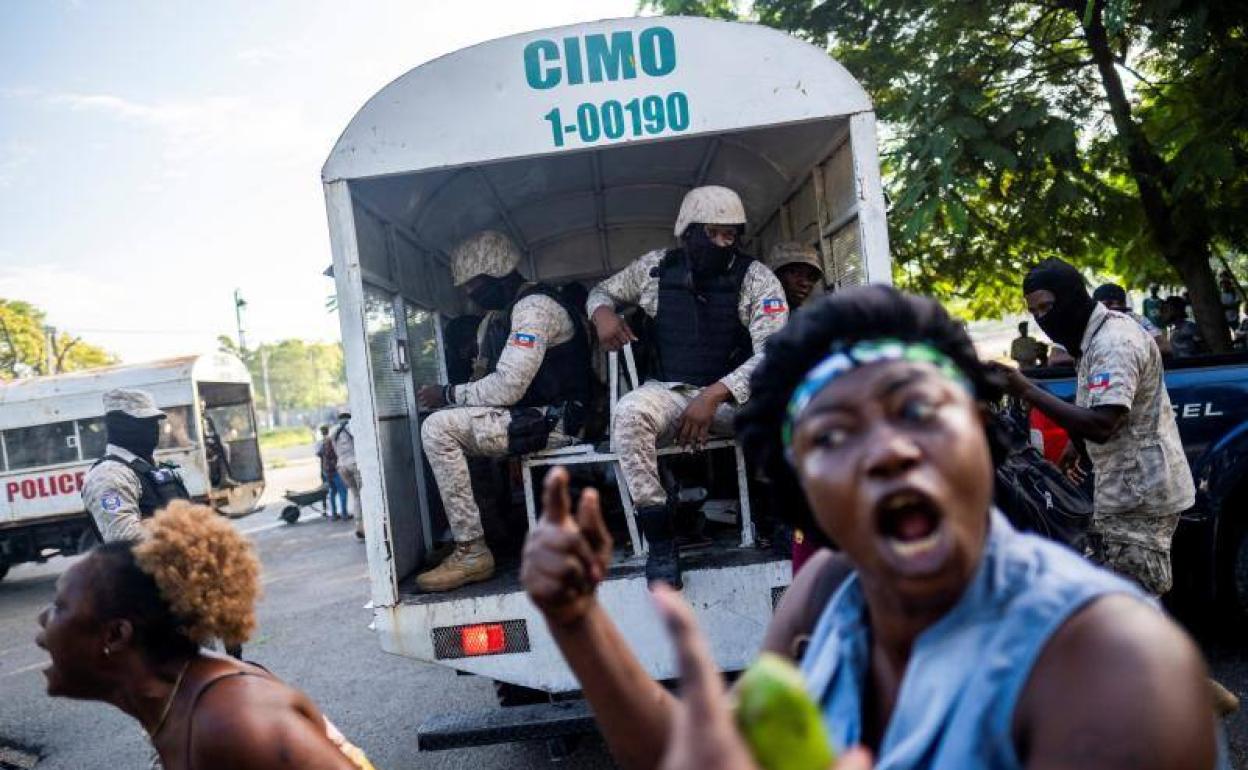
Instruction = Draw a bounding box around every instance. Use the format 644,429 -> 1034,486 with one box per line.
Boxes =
0,353 -> 250,429
322,16 -> 873,182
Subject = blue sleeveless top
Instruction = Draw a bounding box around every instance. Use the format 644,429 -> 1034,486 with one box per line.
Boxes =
799,510 -> 1223,769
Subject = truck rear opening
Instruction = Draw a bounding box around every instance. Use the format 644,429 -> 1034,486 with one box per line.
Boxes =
320,15 -> 892,750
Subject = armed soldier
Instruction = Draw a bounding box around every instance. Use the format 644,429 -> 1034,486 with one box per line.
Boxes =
81,388 -> 190,542
414,230 -> 592,592
588,186 -> 789,588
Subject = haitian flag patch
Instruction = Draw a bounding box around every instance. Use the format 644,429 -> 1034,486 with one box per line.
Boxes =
1087,372 -> 1111,391
511,332 -> 537,348
762,298 -> 787,315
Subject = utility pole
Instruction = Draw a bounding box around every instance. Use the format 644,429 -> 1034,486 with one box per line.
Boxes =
233,289 -> 248,352
260,346 -> 275,428
43,325 -> 56,375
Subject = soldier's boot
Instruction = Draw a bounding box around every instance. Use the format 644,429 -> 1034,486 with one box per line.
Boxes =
415,537 -> 496,592
637,504 -> 682,590
1211,677 -> 1240,716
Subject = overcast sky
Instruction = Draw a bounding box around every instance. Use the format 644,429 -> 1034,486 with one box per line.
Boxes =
0,0 -> 638,363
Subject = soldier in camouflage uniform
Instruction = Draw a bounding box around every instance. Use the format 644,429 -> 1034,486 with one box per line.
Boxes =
81,388 -> 190,543
999,258 -> 1194,595
767,241 -> 824,311
588,186 -> 789,588
414,231 -> 592,592
999,258 -> 1240,716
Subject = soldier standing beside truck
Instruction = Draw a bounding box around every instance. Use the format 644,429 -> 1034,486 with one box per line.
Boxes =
588,186 -> 788,588
413,230 -> 592,592
81,388 -> 190,543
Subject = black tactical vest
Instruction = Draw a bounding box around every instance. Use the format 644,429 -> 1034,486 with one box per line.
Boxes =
652,249 -> 753,386
96,454 -> 191,517
480,284 -> 593,442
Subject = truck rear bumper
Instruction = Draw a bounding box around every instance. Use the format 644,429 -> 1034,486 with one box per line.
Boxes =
375,548 -> 790,693
418,699 -> 595,751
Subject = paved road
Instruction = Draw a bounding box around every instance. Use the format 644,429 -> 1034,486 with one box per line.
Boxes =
0,458 -> 615,769
0,459 -> 1243,767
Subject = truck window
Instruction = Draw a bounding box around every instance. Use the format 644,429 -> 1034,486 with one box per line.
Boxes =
158,406 -> 197,449
78,417 -> 108,459
205,404 -> 255,442
3,421 -> 80,470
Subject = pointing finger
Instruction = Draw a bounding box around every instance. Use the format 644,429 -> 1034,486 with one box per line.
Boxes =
541,466 -> 573,527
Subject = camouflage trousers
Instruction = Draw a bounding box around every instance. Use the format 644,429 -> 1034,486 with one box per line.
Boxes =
1087,509 -> 1180,596
611,381 -> 737,509
421,406 -> 574,542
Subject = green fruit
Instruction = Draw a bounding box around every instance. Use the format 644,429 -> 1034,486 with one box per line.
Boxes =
735,652 -> 835,770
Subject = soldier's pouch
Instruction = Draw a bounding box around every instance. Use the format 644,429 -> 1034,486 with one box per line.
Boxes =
507,407 -> 556,455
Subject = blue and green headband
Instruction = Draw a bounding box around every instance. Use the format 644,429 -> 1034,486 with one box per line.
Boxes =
781,338 -> 972,449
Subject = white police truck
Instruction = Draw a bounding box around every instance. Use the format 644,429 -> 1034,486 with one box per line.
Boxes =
0,353 -> 265,580
321,15 -> 891,753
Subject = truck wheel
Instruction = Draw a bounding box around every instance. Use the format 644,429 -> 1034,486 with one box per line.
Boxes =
0,561 -> 9,582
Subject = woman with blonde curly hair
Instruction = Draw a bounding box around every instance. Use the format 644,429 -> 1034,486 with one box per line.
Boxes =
36,501 -> 374,769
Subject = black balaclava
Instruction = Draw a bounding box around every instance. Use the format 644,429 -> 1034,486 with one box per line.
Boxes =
1023,258 -> 1096,357
468,272 -> 523,311
683,225 -> 739,280
105,411 -> 161,462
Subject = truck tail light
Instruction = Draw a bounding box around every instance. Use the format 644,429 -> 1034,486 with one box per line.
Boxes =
432,619 -> 530,660
461,623 -> 505,656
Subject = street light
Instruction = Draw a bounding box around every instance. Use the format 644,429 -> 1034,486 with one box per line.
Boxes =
233,289 -> 248,353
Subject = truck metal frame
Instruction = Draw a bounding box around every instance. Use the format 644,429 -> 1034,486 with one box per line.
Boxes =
321,16 -> 892,748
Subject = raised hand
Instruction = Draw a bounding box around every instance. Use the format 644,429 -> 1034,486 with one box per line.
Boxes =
652,585 -> 874,770
521,467 -> 614,629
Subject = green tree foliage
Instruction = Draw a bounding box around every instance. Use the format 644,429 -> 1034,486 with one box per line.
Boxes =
646,0 -> 1248,348
0,299 -> 116,379
217,335 -> 346,412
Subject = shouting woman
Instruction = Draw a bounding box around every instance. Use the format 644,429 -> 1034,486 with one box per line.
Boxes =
37,501 -> 373,769
522,285 -> 1224,769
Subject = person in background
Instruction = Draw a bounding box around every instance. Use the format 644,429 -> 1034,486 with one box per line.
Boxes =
1219,270 -> 1240,331
1143,284 -> 1164,328
82,389 -> 190,543
767,241 -> 823,311
37,502 -> 373,769
1092,282 -> 1170,355
331,412 -> 363,540
1009,321 -> 1048,368
1234,303 -> 1248,350
316,425 -> 347,521
765,241 -> 825,574
522,286 -> 1225,769
587,186 -> 788,587
1164,296 -> 1209,358
200,405 -> 236,490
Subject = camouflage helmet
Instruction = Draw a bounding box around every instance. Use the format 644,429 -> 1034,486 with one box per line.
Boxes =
673,185 -> 747,237
450,230 -> 522,287
767,241 -> 823,279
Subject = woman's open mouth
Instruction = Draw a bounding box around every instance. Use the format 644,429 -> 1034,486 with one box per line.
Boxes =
874,489 -> 952,575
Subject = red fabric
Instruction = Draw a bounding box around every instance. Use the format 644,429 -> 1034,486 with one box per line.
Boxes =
1029,409 -> 1069,464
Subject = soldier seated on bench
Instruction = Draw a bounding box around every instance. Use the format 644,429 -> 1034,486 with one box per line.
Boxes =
586,186 -> 789,589
415,230 -> 592,592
